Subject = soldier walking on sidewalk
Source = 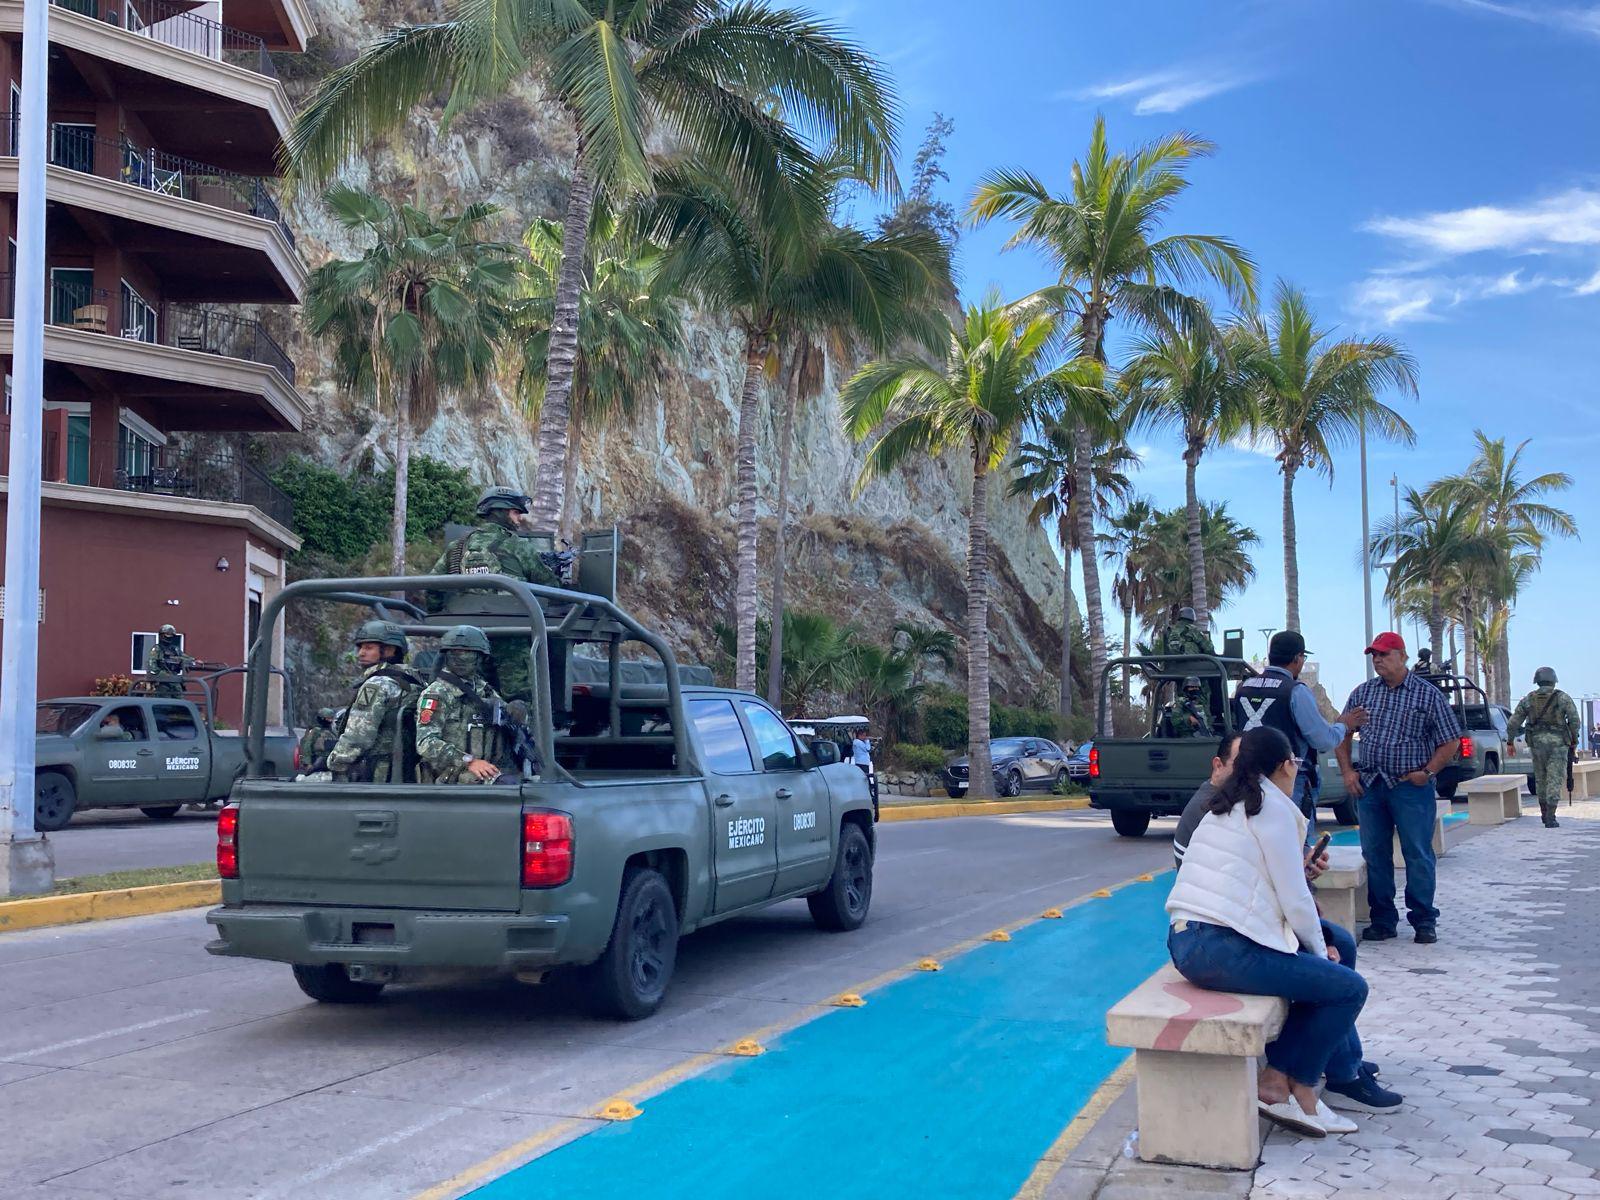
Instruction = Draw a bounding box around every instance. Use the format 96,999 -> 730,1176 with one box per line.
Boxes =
1506,667 -> 1579,829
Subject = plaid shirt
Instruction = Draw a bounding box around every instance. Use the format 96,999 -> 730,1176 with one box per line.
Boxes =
1344,670 -> 1464,787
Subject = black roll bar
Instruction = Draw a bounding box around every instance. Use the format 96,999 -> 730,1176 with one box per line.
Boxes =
1096,654 -> 1249,735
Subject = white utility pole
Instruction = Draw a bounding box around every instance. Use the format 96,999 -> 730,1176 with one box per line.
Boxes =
1359,415 -> 1374,682
0,0 -> 56,895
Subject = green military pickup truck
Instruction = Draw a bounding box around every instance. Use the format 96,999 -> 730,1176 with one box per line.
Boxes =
207,575 -> 876,1020
32,680 -> 297,831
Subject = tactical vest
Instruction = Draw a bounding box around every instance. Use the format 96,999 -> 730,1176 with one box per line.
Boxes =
1232,670 -> 1312,764
1524,690 -> 1571,735
445,525 -> 514,577
415,676 -> 508,784
332,666 -> 422,783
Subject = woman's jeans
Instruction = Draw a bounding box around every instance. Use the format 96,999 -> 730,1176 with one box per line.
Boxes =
1168,920 -> 1368,1088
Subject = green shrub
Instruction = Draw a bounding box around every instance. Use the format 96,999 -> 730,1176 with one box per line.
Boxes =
992,703 -> 1059,741
884,742 -> 949,774
921,686 -> 967,750
273,455 -> 477,560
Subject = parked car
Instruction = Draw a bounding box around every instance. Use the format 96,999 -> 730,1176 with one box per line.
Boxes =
1065,741 -> 1094,782
942,737 -> 1068,798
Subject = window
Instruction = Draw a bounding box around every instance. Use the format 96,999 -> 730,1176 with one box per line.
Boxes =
741,701 -> 800,772
6,86 -> 17,155
153,704 -> 199,741
131,630 -> 181,674
65,414 -> 90,485
247,592 -> 262,659
117,417 -> 164,483
36,702 -> 100,736
690,699 -> 754,774
49,267 -> 95,327
100,705 -> 149,741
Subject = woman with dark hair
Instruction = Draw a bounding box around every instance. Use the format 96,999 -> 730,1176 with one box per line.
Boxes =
1165,727 -> 1369,1137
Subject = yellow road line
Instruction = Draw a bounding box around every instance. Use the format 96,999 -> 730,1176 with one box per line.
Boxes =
879,797 -> 1089,822
1011,1057 -> 1137,1200
407,865 -> 1170,1200
0,879 -> 219,933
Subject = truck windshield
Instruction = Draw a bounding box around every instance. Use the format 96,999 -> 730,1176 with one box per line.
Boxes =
36,703 -> 100,736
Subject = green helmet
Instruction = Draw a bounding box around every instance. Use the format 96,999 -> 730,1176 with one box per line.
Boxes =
1534,666 -> 1558,686
317,706 -> 340,725
439,624 -> 492,655
159,623 -> 178,638
476,485 -> 530,517
1177,607 -> 1196,623
1182,675 -> 1202,693
351,619 -> 408,652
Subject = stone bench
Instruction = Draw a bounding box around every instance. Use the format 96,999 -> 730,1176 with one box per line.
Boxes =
1106,962 -> 1287,1170
1460,773 -> 1524,825
1573,759 -> 1600,799
1312,846 -> 1367,934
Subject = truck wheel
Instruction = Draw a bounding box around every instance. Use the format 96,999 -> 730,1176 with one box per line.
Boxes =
1110,809 -> 1150,838
808,822 -> 873,932
34,772 -> 76,832
1434,778 -> 1458,799
140,805 -> 183,820
1001,771 -> 1023,798
291,964 -> 385,1004
586,867 -> 679,1021
946,786 -> 967,799
1329,800 -> 1359,828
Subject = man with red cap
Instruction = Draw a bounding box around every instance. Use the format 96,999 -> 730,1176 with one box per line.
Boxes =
1335,632 -> 1465,945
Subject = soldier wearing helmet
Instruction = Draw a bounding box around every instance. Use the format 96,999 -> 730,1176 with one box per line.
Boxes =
1158,605 -> 1216,660
1506,666 -> 1580,828
415,625 -> 515,784
297,707 -> 342,774
1163,675 -> 1214,739
144,624 -> 197,697
322,621 -> 423,783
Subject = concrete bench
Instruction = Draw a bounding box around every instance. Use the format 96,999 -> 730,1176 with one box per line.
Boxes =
1573,759 -> 1600,799
1460,773 -> 1524,824
1106,962 -> 1287,1170
1312,846 -> 1367,934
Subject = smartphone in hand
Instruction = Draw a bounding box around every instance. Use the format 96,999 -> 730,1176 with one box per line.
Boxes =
1305,832 -> 1331,863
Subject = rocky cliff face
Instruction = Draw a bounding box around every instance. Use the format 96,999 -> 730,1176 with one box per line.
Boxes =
275,4 -> 1068,701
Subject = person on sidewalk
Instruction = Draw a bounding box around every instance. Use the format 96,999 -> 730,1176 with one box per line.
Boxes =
1335,632 -> 1464,946
1233,631 -> 1370,826
1166,727 -> 1369,1138
1506,666 -> 1579,829
1172,732 -> 1402,1117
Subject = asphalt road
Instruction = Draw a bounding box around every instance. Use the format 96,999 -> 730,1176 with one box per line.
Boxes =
45,808 -> 218,879
0,809 -> 1177,1200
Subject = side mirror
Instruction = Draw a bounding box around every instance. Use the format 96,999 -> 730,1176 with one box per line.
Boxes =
810,739 -> 841,766
95,726 -> 122,741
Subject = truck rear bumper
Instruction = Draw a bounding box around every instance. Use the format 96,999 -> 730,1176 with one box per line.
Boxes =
1089,790 -> 1188,815
204,905 -> 573,971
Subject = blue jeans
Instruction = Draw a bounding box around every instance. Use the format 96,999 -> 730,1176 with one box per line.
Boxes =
1357,777 -> 1438,931
1321,920 -> 1363,1085
1168,920 -> 1368,1088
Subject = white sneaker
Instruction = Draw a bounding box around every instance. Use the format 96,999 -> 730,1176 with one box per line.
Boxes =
1314,1099 -> 1358,1134
1258,1098 -> 1326,1137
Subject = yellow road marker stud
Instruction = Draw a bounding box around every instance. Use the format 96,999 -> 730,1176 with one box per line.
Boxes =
596,1099 -> 642,1121
832,992 -> 866,1007
1041,907 -> 1063,919
915,958 -> 942,972
985,929 -> 1012,942
1091,888 -> 1112,898
1136,873 -> 1154,882
727,1039 -> 764,1057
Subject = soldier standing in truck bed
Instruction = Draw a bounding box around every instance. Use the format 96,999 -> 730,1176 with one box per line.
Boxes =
144,624 -> 197,697
325,621 -> 423,784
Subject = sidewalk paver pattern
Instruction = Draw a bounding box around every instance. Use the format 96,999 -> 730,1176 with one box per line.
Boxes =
1254,798 -> 1600,1199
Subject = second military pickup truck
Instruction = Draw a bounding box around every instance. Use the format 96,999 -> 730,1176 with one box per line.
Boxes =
33,681 -> 297,831
207,575 -> 876,1020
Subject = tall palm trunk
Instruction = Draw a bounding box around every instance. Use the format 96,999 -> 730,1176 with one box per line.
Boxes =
1494,612 -> 1512,705
390,389 -> 411,577
1077,305 -> 1110,698
966,448 -> 994,799
1122,601 -> 1134,730
1428,584 -> 1445,662
1461,596 -> 1478,686
560,412 -> 583,546
733,334 -> 768,693
1183,445 -> 1209,628
1057,518 -> 1073,719
1281,461 -> 1301,633
529,142 -> 594,532
766,349 -> 803,709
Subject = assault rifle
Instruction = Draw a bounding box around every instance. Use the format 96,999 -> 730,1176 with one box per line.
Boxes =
490,698 -> 543,778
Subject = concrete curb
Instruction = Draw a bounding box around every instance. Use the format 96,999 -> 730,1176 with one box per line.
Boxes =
0,879 -> 220,934
879,797 -> 1090,822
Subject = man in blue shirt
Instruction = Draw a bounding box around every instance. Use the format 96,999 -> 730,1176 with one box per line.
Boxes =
1336,632 -> 1465,946
1232,631 -> 1369,827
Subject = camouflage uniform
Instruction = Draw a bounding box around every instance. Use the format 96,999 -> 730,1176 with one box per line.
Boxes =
1160,617 -> 1216,659
1165,693 -> 1212,738
415,672 -> 513,785
326,666 -> 422,783
1507,670 -> 1579,826
144,628 -> 196,698
297,708 -> 340,771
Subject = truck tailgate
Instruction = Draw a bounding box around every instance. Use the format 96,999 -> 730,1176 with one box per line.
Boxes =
237,788 -> 525,911
1094,740 -> 1213,806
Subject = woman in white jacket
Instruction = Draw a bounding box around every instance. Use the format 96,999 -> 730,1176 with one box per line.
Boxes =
1166,727 -> 1368,1138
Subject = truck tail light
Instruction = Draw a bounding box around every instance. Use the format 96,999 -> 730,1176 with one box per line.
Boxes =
217,804 -> 240,879
292,744 -> 302,771
1089,747 -> 1100,779
522,811 -> 573,888
1460,736 -> 1474,760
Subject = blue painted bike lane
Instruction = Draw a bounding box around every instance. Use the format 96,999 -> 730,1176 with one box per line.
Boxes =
471,875 -> 1174,1200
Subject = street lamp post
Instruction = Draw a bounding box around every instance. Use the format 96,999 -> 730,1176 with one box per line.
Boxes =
1360,415 -> 1374,681
0,0 -> 55,896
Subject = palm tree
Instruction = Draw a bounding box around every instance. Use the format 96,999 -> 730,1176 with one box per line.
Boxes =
304,186 -> 516,575
1008,416 -> 1132,716
1134,502 -> 1258,629
1246,280 -> 1418,632
511,209 -> 684,542
1100,496 -> 1158,696
1372,488 -> 1497,660
892,620 -> 957,689
837,642 -> 919,738
1120,319 -> 1257,628
843,296 -> 1092,799
969,115 -> 1256,691
774,609 -> 852,715
647,159 -> 948,694
284,0 -> 897,531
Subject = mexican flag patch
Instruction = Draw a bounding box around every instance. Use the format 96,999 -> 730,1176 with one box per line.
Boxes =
419,697 -> 437,725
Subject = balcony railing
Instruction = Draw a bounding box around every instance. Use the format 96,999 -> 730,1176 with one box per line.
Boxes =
0,424 -> 295,528
2,275 -> 297,385
4,114 -> 293,247
48,0 -> 278,79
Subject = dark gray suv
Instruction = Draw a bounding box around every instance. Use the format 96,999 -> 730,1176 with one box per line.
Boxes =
942,737 -> 1067,798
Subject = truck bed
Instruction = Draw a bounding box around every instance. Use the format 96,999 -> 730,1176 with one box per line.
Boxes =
1089,738 -> 1216,816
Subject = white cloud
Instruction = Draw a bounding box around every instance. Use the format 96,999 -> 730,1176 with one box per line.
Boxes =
1431,0 -> 1600,39
1348,269 -> 1571,325
1073,66 -> 1259,115
1363,189 -> 1600,257
1576,267 -> 1600,295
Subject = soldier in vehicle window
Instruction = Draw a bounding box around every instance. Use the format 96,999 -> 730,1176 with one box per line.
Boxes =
414,625 -> 522,785
98,712 -> 134,741
324,621 -> 424,783
144,624 -> 196,697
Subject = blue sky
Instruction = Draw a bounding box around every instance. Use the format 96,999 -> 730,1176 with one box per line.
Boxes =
817,0 -> 1600,706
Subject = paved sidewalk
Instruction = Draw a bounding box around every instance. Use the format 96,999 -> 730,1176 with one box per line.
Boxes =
1256,798 -> 1600,1199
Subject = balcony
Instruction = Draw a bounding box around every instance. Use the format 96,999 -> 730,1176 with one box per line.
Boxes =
52,0 -> 279,78
0,421 -> 295,529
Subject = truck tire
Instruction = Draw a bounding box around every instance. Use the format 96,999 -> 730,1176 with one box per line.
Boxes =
140,805 -> 183,820
291,964 -> 385,1004
34,772 -> 76,832
1001,771 -> 1023,798
586,867 -> 679,1021
1110,809 -> 1150,838
808,821 -> 873,932
1329,800 -> 1359,828
946,786 -> 967,799
1434,778 -> 1458,799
